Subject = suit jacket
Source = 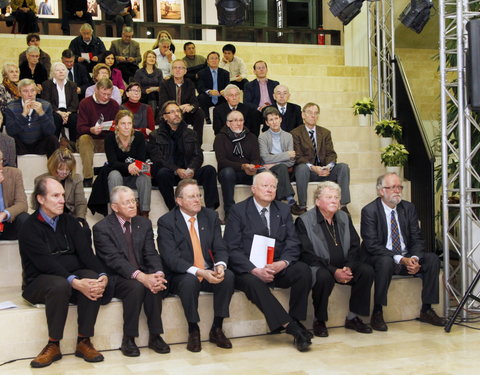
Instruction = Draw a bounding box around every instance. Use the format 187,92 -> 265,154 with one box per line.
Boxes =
157,77 -> 200,121
244,79 -> 279,110
212,102 -> 257,135
224,197 -> 301,274
70,63 -> 92,97
258,129 -> 294,167
93,213 -> 163,280
360,197 -> 425,260
290,124 -> 337,166
41,79 -> 79,113
196,67 -> 230,96
262,103 -> 302,133
1,166 -> 28,222
157,207 -> 228,276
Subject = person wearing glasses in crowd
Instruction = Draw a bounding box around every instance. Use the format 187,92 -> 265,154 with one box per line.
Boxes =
122,82 -> 155,139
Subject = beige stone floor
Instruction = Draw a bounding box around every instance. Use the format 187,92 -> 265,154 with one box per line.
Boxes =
0,320 -> 478,374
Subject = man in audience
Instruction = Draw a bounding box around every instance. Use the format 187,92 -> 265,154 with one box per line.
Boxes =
76,78 -> 120,187
291,102 -> 350,215
19,33 -> 52,74
68,23 -> 106,72
224,171 -> 312,352
361,172 -> 445,331
244,60 -> 279,112
4,78 -> 58,157
94,186 -> 170,357
158,59 -> 205,144
62,49 -> 92,100
296,182 -> 374,338
212,84 -> 257,136
109,26 -> 142,84
157,179 -> 234,352
154,38 -> 176,79
219,43 -> 248,90
149,101 -> 219,212
197,51 -> 230,124
214,110 -> 260,219
62,0 -> 94,35
20,176 -> 107,368
182,41 -> 206,86
267,84 -> 302,132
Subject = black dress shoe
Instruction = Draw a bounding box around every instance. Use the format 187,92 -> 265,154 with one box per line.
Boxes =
148,334 -> 170,354
290,203 -> 307,216
313,320 -> 329,337
121,336 -> 140,357
206,118 -> 212,124
286,321 -> 312,352
370,311 -> 388,331
209,327 -> 232,349
296,320 -> 314,340
419,308 -> 446,326
187,330 -> 202,352
345,317 -> 373,334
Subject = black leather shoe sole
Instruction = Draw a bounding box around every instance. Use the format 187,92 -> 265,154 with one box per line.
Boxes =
30,354 -> 62,368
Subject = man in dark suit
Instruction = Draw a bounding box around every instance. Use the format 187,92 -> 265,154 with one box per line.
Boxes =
158,59 -> 206,144
224,171 -> 313,352
244,60 -> 279,112
262,85 -> 302,133
213,84 -> 258,136
196,51 -> 230,124
291,102 -> 350,215
62,49 -> 92,100
157,179 -> 234,352
361,172 -> 445,331
93,186 -> 170,357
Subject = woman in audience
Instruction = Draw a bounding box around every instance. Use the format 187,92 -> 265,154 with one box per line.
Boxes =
41,62 -> 79,142
152,30 -> 175,53
85,63 -> 123,105
99,50 -> 126,94
121,82 -> 155,138
19,45 -> 48,93
105,109 -> 151,217
0,63 -> 20,115
133,50 -> 162,115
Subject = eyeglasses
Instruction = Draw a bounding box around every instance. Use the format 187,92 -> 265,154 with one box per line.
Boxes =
382,185 -> 404,191
128,89 -> 141,93
164,109 -> 182,115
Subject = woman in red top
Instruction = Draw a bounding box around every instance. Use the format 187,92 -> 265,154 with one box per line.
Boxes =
121,82 -> 155,138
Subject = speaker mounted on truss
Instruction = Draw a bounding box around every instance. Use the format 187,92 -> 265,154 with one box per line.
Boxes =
399,0 -> 433,34
328,0 -> 365,26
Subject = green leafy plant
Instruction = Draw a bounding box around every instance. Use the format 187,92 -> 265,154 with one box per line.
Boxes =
353,97 -> 375,116
374,120 -> 403,140
380,143 -> 409,166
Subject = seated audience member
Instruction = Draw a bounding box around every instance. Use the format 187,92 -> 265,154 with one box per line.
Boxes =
133,50 -> 163,115
106,3 -> 135,37
76,78 -> 120,187
0,133 -> 17,167
182,41 -> 206,86
296,182 -> 374,337
104,110 -> 151,217
10,0 -> 39,34
152,30 -> 176,54
19,46 -> 48,93
224,171 -> 312,351
244,60 -> 279,112
109,26 -> 141,83
148,101 -> 219,211
85,64 -> 122,105
361,172 -> 445,331
214,110 -> 260,219
68,23 -> 106,73
258,107 -> 300,213
61,0 -> 94,35
158,59 -> 205,144
19,33 -> 52,74
122,82 -> 155,138
5,78 -> 58,157
62,49 -> 92,100
20,176 -> 107,368
93,186 -> 170,357
153,38 -> 176,79
0,63 -> 21,115
213,84 -> 257,136
197,52 -> 229,124
262,85 -> 302,133
220,43 -> 248,90
157,179 -> 234,352
99,51 -> 126,94
291,103 -> 350,215
41,62 -> 79,142
0,150 -> 29,240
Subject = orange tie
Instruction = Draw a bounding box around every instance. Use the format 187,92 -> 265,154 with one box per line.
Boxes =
189,217 -> 205,280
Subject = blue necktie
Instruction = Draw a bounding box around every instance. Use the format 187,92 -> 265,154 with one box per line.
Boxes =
212,70 -> 218,105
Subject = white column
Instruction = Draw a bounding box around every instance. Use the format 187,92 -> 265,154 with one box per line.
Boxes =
201,0 -> 218,41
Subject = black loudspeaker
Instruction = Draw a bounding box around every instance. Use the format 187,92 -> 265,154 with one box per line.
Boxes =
467,19 -> 480,112
216,0 -> 250,26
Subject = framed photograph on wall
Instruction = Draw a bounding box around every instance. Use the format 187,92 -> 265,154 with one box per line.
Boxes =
157,0 -> 185,24
35,0 -> 58,18
132,0 -> 144,22
87,0 -> 102,21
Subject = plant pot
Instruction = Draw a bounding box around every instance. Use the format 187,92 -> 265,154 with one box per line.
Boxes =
386,166 -> 402,175
380,137 -> 392,149
358,114 -> 370,127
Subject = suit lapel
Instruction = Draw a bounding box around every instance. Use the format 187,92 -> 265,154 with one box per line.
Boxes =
376,198 -> 389,244
108,214 -> 130,259
269,202 -> 281,238
196,210 -> 212,265
396,203 -> 408,242
247,198 -> 270,237
130,216 -> 144,265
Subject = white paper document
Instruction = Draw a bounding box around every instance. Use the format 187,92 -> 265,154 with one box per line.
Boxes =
101,120 -> 114,131
81,53 -> 91,62
249,234 -> 275,268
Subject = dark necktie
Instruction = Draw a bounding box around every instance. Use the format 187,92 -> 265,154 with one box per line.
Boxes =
390,211 -> 403,273
124,221 -> 139,269
176,84 -> 182,105
68,69 -> 73,81
280,107 -> 286,115
309,130 -> 320,165
260,207 -> 269,235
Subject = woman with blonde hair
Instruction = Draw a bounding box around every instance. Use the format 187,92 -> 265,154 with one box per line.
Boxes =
133,50 -> 163,114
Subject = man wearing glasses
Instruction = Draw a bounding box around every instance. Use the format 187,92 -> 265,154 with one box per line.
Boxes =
360,172 -> 445,331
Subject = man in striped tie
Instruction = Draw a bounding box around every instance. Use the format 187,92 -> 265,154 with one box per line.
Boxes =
360,173 -> 445,331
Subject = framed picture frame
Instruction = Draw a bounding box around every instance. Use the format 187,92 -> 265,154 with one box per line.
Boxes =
35,0 -> 58,18
87,0 -> 102,21
157,0 -> 185,24
132,0 -> 144,22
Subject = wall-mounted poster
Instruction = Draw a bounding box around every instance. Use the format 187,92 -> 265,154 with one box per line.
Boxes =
157,0 -> 185,24
35,0 -> 58,18
132,0 -> 144,22
87,0 -> 102,20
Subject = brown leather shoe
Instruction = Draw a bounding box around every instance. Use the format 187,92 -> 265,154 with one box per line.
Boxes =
75,338 -> 104,362
419,308 -> 446,326
209,327 -> 232,349
30,343 -> 62,368
187,330 -> 201,352
370,311 -> 388,331
313,320 -> 329,337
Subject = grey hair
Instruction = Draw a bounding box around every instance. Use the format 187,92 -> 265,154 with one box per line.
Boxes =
31,176 -> 56,211
224,84 -> 240,95
110,186 -> 135,204
273,84 -> 290,95
313,181 -> 342,202
160,38 -> 171,46
80,23 -> 93,33
17,78 -> 36,90
122,26 -> 133,34
252,170 -> 278,186
2,62 -> 18,79
26,46 -> 40,55
376,172 -> 401,193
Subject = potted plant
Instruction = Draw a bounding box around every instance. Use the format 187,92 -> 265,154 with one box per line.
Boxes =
353,97 -> 375,126
380,143 -> 409,174
374,119 -> 402,147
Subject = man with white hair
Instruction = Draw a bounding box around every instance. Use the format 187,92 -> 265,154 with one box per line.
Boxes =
153,38 -> 176,78
265,84 -> 302,133
68,23 -> 106,72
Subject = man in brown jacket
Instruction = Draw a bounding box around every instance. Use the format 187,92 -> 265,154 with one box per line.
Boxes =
290,103 -> 350,214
